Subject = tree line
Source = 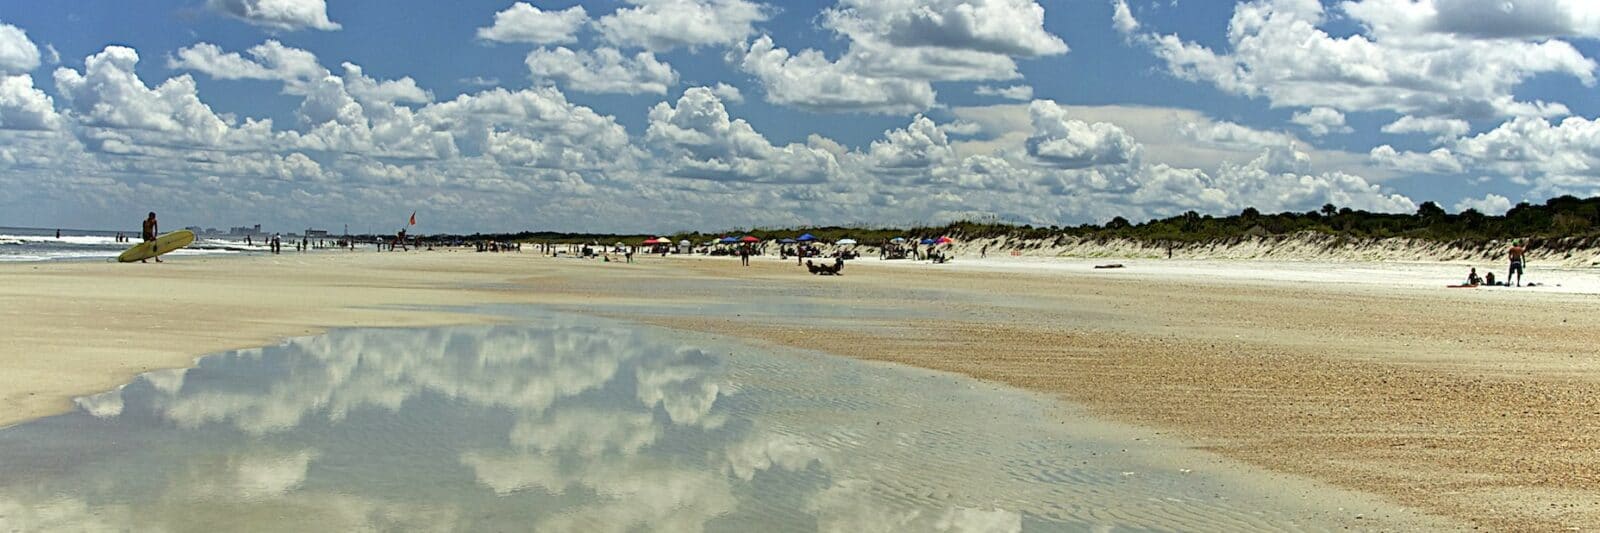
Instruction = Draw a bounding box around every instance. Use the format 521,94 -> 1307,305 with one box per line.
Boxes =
425,195 -> 1600,249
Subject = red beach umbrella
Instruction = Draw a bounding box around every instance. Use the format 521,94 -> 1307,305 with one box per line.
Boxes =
739,236 -> 760,243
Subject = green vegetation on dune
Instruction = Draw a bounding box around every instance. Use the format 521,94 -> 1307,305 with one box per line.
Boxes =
919,195 -> 1600,248
436,195 -> 1600,250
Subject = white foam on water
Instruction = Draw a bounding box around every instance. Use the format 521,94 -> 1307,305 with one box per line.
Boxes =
0,246 -> 241,262
0,234 -> 122,246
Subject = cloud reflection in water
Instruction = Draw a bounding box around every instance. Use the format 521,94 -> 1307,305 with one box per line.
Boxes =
1,317 -> 1031,532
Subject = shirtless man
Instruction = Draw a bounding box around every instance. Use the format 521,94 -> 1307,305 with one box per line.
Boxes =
1508,240 -> 1527,287
141,212 -> 162,263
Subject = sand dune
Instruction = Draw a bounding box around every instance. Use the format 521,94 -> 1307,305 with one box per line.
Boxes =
889,232 -> 1600,267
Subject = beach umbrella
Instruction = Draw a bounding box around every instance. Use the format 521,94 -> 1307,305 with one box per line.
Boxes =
779,238 -> 797,244
679,240 -> 690,245
719,236 -> 738,243
837,238 -> 857,245
740,235 -> 760,243
920,238 -> 936,245
797,233 -> 816,242
890,237 -> 906,243
935,236 -> 953,244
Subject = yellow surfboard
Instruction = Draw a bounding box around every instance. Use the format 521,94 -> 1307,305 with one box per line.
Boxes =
117,230 -> 196,263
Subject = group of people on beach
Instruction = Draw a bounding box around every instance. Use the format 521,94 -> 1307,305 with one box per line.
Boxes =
1464,241 -> 1530,287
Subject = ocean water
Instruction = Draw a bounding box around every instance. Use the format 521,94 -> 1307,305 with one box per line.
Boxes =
0,226 -> 256,262
0,311 -> 1437,531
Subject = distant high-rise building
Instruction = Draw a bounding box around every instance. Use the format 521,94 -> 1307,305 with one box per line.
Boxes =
227,224 -> 263,236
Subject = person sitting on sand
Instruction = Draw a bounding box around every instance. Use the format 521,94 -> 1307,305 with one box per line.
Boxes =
1508,240 -> 1527,287
1467,268 -> 1482,286
1485,272 -> 1497,286
140,212 -> 163,263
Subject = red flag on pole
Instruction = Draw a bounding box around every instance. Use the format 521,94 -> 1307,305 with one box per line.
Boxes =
409,211 -> 416,226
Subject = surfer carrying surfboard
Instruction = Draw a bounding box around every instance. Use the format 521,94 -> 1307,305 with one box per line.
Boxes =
142,212 -> 162,263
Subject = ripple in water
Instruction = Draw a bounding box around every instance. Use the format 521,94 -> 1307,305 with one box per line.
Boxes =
0,311 -> 1429,531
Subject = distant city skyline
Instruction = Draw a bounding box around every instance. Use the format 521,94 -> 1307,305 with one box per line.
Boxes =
3,1 -> 1599,234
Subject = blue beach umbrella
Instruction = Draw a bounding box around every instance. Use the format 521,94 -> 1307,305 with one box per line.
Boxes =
920,238 -> 936,245
890,237 -> 906,243
719,236 -> 738,243
797,233 -> 816,242
779,238 -> 797,244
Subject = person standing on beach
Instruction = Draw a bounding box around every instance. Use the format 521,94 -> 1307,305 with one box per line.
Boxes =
739,244 -> 750,266
1508,240 -> 1527,287
140,212 -> 162,263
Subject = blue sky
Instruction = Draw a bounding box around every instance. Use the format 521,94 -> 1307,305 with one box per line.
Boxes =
1,0 -> 1598,234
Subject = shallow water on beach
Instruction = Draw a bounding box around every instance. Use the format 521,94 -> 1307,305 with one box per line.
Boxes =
0,311 -> 1428,531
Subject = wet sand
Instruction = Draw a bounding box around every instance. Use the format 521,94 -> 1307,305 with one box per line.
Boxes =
3,251 -> 1598,529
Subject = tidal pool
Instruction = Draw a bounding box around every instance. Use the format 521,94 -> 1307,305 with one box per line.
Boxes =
0,311 -> 1441,531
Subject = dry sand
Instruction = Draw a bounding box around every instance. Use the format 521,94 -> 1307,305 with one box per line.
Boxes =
3,250 -> 1598,530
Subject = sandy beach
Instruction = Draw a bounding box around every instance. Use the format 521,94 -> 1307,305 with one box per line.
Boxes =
4,251 -> 1598,530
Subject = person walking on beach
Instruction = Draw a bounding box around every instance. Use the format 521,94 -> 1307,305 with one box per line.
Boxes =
140,212 -> 162,263
1508,240 -> 1527,287
739,244 -> 750,266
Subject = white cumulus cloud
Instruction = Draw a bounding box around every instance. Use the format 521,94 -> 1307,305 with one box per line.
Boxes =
596,0 -> 769,52
477,2 -> 589,44
646,86 -> 841,183
709,83 -> 743,104
1147,0 -> 1595,121
1343,0 -> 1600,40
739,36 -> 936,115
209,0 -> 341,31
824,0 -> 1068,57
863,115 -> 956,170
1027,100 -> 1140,169
737,0 -> 1066,112
54,46 -> 258,148
1454,193 -> 1513,215
1111,0 -> 1140,35
1368,145 -> 1464,174
0,74 -> 61,130
1381,115 -> 1471,144
975,85 -> 1032,101
1290,107 -> 1351,136
0,22 -> 41,74
526,47 -> 677,95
